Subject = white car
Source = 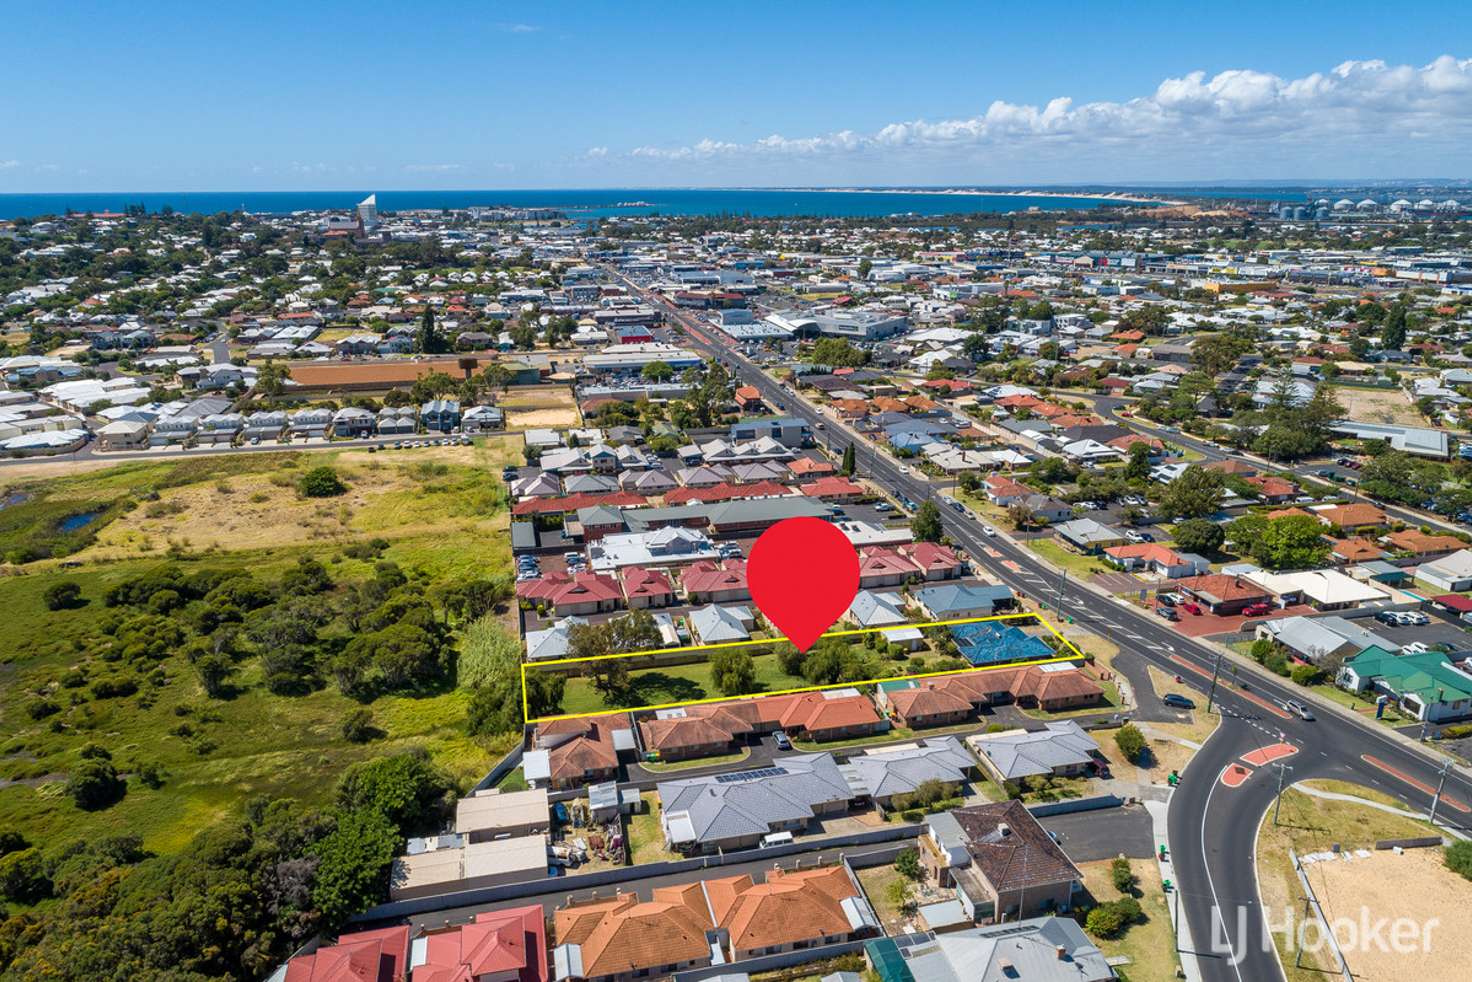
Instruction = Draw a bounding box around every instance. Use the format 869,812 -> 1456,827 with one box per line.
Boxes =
981,525 -> 996,537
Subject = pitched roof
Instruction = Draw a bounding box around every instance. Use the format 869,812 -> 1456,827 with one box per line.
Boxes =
554,884 -> 713,979
681,559 -> 749,595
414,906 -> 547,982
705,866 -> 858,953
285,926 -> 410,982
950,799 -> 1083,891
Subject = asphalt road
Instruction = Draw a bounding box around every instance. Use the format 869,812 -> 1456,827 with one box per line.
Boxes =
634,280 -> 1472,982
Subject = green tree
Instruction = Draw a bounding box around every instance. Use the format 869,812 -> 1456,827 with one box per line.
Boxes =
298,466 -> 346,498
710,647 -> 758,696
416,305 -> 448,354
808,338 -> 869,368
641,360 -> 674,383
334,751 -> 451,830
66,758 -> 126,810
1256,514 -> 1330,570
911,500 -> 943,542
1382,302 -> 1408,351
1158,466 -> 1224,520
43,581 -> 82,610
1124,442 -> 1153,481
1446,840 -> 1472,882
310,809 -> 400,928
1114,724 -> 1147,763
1110,856 -> 1136,894
841,444 -> 856,476
0,848 -> 51,903
895,847 -> 924,881
1171,518 -> 1225,555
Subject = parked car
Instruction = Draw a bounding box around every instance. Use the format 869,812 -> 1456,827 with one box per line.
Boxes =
1242,602 -> 1273,617
1125,530 -> 1146,543
1158,593 -> 1181,607
1400,611 -> 1430,626
1181,601 -> 1203,616
1163,693 -> 1196,710
981,525 -> 996,537
773,732 -> 792,751
874,502 -> 892,512
1285,700 -> 1315,721
1155,605 -> 1179,621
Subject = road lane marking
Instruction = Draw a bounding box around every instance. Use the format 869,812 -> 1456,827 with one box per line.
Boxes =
1360,754 -> 1471,813
1169,654 -> 1291,719
1241,743 -> 1297,767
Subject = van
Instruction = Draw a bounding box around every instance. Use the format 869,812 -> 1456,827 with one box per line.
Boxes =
760,831 -> 794,848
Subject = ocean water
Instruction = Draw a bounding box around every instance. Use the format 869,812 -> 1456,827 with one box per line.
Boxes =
0,185 -> 1313,221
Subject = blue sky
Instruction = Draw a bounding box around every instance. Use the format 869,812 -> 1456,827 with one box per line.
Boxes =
3,0 -> 1471,191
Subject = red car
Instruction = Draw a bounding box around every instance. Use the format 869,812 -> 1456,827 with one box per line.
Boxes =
1242,602 -> 1273,617
1181,601 -> 1203,615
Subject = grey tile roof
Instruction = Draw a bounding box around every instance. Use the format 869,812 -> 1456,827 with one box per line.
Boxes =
657,753 -> 853,846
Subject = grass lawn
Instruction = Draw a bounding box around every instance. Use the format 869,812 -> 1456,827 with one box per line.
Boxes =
641,749 -> 752,772
494,767 -> 529,792
1255,786 -> 1446,982
1021,679 -> 1121,720
0,448 -> 521,857
856,865 -> 912,934
626,791 -> 680,865
1076,857 -> 1181,982
1024,538 -> 1114,578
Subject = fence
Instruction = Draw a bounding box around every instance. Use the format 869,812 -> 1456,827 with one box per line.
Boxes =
1025,793 -> 1125,817
1289,848 -> 1355,982
672,942 -> 868,982
471,742 -> 526,793
350,823 -> 922,924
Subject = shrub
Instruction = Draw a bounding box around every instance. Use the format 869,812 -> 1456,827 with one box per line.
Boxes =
1446,840 -> 1472,882
298,466 -> 347,498
66,758 -> 126,810
1249,638 -> 1274,663
0,847 -> 51,903
1290,664 -> 1323,686
1114,724 -> 1147,763
895,847 -> 923,881
1438,723 -> 1472,741
1085,903 -> 1127,938
342,709 -> 377,744
43,582 -> 82,610
1110,856 -> 1136,893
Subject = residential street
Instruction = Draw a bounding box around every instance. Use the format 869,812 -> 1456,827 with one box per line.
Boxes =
640,280 -> 1472,982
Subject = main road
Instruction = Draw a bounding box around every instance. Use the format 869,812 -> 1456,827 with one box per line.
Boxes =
627,278 -> 1472,982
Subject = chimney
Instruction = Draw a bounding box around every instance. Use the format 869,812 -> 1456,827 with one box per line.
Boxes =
1056,945 -> 1066,960
998,823 -> 1011,837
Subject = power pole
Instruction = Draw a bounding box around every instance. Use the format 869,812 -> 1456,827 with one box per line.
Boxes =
1429,758 -> 1453,826
1273,763 -> 1294,826
1206,651 -> 1222,714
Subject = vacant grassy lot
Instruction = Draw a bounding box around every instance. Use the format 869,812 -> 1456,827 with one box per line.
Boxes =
1075,857 -> 1181,982
500,385 -> 581,430
1024,538 -> 1113,578
626,791 -> 679,864
1256,785 -> 1446,982
0,444 -> 521,856
1331,384 -> 1428,427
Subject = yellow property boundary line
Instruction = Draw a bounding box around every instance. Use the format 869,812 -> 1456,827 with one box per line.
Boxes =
521,611 -> 1088,723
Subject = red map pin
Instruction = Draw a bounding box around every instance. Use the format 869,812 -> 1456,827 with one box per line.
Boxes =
747,517 -> 860,652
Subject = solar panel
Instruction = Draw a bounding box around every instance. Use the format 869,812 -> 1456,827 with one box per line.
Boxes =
714,766 -> 785,783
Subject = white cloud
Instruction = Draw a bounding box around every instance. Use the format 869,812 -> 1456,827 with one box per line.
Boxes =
599,55 -> 1472,176
586,146 -> 608,158
0,159 -> 19,169
497,22 -> 539,34
403,163 -> 463,173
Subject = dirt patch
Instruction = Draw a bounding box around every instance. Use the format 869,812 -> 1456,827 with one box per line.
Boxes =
506,407 -> 580,430
1331,385 -> 1431,428
1302,847 -> 1468,980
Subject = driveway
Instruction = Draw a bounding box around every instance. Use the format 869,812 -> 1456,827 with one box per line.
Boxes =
1037,803 -> 1155,862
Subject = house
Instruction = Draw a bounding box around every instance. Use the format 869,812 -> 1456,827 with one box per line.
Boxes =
883,684 -> 974,729
924,801 -> 1082,923
689,603 -> 755,643
844,737 -> 974,807
409,905 -> 548,982
588,527 -> 720,572
902,542 -> 964,580
856,548 -> 921,588
1173,574 -> 1273,615
1330,536 -> 1389,564
981,475 -> 1031,506
1316,502 -> 1390,533
876,916 -> 1114,982
966,721 -> 1100,783
1383,529 -> 1465,559
1018,494 -> 1074,525
524,617 -> 587,661
95,418 -> 148,451
1102,543 -> 1210,579
1417,549 -> 1472,592
765,689 -> 888,741
391,835 -> 548,899
516,571 -> 624,616
657,753 -> 855,853
1053,518 -> 1127,553
638,701 -> 766,761
950,622 -> 1056,666
847,589 -> 909,627
243,410 -> 287,442
288,407 -> 333,439
682,560 -> 750,603
729,416 -> 812,446
1339,646 -> 1472,723
330,406 -> 377,438
284,926 -> 410,982
619,566 -> 676,608
913,583 -> 1015,620
788,456 -> 837,481
524,714 -> 634,790
461,404 -> 506,433
553,884 -> 716,982
1243,568 -> 1389,611
1244,475 -> 1299,503
378,406 -> 418,434
705,865 -> 876,960
800,476 -> 867,501
1255,615 -> 1395,664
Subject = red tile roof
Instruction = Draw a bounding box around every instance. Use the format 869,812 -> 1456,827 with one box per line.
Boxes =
285,926 -> 410,982
516,571 -> 623,607
620,566 -> 675,602
680,559 -> 749,596
413,906 -> 547,982
800,476 -> 866,499
512,492 -> 646,517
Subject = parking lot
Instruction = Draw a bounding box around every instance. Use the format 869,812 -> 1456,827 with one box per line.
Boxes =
1364,614 -> 1472,654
